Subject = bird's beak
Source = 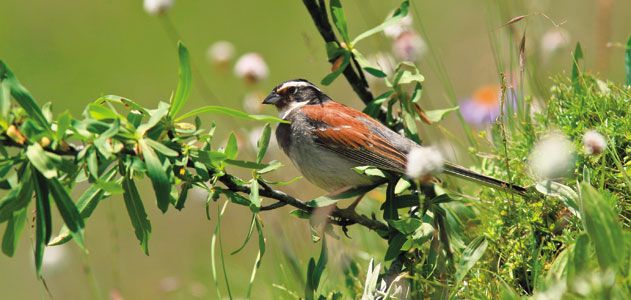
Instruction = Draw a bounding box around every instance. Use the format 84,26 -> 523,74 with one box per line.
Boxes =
262,92 -> 281,105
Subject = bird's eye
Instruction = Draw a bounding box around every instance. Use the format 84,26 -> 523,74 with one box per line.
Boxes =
287,87 -> 297,94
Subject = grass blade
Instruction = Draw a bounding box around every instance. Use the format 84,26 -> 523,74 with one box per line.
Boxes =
455,236 -> 488,282
625,36 -> 631,86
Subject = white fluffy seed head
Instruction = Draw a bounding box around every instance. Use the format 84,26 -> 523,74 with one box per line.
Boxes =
529,133 -> 575,180
406,147 -> 444,179
392,30 -> 427,62
143,0 -> 174,16
207,41 -> 235,65
383,13 -> 413,39
234,53 -> 269,83
583,130 -> 607,155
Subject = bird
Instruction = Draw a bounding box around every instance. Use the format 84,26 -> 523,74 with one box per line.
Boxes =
262,79 -> 527,196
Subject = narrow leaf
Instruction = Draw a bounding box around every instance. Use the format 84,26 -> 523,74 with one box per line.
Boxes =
455,236 -> 488,282
175,105 -> 288,123
330,0 -> 350,42
0,61 -> 49,127
224,133 -> 238,160
256,123 -> 271,163
425,106 -> 460,122
168,42 -> 192,118
579,183 -> 624,270
137,101 -> 169,135
571,43 -> 584,92
49,178 -> 85,250
26,143 -> 59,179
140,139 -> 171,213
1,208 -> 27,257
352,0 -> 410,44
321,52 -> 351,85
123,176 -> 151,255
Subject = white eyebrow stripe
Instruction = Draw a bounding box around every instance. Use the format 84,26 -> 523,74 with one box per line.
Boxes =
277,81 -> 319,93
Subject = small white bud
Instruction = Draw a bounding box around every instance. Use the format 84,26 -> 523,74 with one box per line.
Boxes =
207,41 -> 235,66
582,130 -> 607,155
406,147 -> 444,179
529,133 -> 575,180
143,0 -> 174,16
234,53 -> 269,84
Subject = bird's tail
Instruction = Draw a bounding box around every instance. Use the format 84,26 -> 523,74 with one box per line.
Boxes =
442,162 -> 527,195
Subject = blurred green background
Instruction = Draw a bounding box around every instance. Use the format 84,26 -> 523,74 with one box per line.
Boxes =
1,0 -> 629,299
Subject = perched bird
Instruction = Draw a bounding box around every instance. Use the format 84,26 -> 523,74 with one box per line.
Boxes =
262,79 -> 526,195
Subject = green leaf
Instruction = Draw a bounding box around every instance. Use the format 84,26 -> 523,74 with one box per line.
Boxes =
144,139 -> 179,157
175,105 -> 288,123
321,52 -> 351,86
168,42 -> 192,118
140,139 -> 171,213
353,166 -> 386,178
455,236 -> 488,282
305,258 -> 317,300
579,183 -> 624,270
224,133 -> 238,160
2,208 -> 27,257
256,123 -> 272,164
49,178 -> 85,250
32,170 -> 52,245
224,159 -> 268,170
122,176 -> 151,255
0,61 -> 49,128
312,237 -> 328,290
256,160 -> 282,174
384,233 -> 406,261
87,102 -> 121,121
0,166 -> 34,222
250,179 -> 260,209
425,106 -> 460,123
246,218 -> 266,298
388,218 -> 422,235
230,214 -> 256,255
351,49 -> 386,78
137,102 -> 169,135
571,42 -> 584,92
26,143 -> 60,179
352,0 -> 410,44
329,0 -> 350,42
34,193 -> 47,277
49,168 -> 117,246
625,36 -> 631,86
0,80 -> 10,120
535,180 -> 579,216
55,111 -> 72,141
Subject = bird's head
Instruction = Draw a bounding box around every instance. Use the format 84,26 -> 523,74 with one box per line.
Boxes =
262,79 -> 329,118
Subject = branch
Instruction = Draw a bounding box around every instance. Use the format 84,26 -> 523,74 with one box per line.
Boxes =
302,0 -> 387,121
0,134 -> 389,236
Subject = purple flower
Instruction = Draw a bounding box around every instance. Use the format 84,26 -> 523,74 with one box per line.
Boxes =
459,85 -> 516,127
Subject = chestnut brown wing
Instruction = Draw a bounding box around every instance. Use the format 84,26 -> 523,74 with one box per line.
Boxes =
301,102 -> 409,173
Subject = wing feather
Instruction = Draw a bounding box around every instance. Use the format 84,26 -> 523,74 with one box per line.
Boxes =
301,102 -> 409,173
